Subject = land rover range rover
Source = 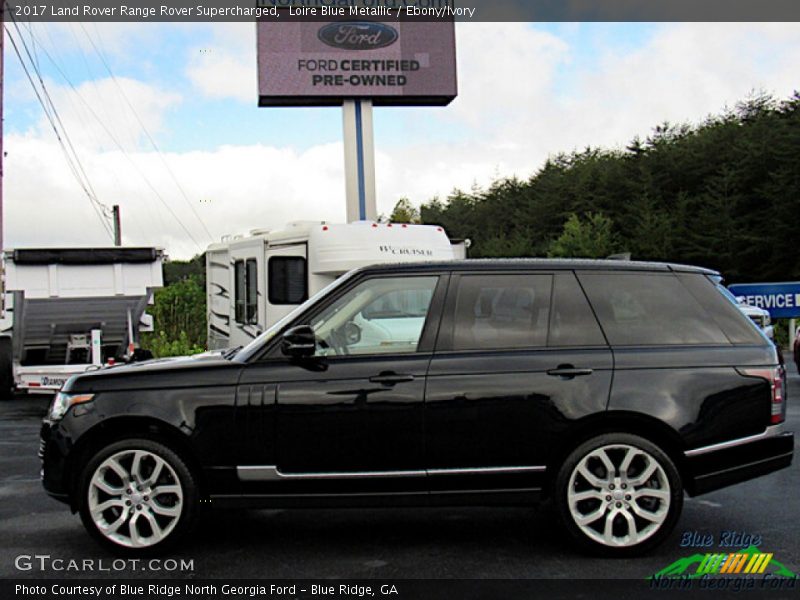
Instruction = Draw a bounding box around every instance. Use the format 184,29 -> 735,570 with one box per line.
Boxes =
39,260 -> 794,555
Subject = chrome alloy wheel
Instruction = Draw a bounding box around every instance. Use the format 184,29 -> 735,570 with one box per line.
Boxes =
87,449 -> 183,548
566,444 -> 670,547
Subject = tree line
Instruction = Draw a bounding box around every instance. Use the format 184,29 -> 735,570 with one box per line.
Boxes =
414,92 -> 800,284
152,92 -> 800,356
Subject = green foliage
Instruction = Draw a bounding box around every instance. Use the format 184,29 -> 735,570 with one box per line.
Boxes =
420,91 -> 800,284
547,212 -> 620,258
390,197 -> 421,224
163,254 -> 206,287
141,275 -> 207,358
143,331 -> 206,358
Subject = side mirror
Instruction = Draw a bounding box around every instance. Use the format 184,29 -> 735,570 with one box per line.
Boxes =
281,325 -> 316,358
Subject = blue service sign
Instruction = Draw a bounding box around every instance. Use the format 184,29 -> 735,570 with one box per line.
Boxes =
728,282 -> 800,318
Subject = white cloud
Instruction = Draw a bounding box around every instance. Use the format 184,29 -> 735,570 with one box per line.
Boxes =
4,136 -> 347,259
185,23 -> 256,102
6,23 -> 800,259
373,22 -> 800,208
28,76 -> 182,152
448,23 -> 570,129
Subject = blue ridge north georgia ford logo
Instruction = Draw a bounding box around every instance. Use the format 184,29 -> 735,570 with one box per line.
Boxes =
318,22 -> 399,50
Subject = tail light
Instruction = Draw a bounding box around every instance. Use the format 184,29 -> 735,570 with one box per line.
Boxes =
740,367 -> 785,425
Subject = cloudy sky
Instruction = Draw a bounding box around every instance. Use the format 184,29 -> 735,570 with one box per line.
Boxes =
4,22 -> 800,259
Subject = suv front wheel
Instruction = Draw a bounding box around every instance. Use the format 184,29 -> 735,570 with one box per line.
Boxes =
555,433 -> 683,556
78,438 -> 198,552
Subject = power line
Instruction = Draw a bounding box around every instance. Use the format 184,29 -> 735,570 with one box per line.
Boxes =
81,22 -> 215,244
39,21 -> 166,241
4,24 -> 114,238
10,19 -> 113,227
14,23 -> 205,251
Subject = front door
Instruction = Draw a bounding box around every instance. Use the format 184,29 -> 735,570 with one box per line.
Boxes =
237,272 -> 446,497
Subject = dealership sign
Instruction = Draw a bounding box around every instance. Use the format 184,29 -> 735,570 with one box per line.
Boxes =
257,17 -> 457,106
728,282 -> 800,319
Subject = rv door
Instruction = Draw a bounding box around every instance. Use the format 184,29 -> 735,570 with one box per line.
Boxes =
229,240 -> 265,347
264,244 -> 308,329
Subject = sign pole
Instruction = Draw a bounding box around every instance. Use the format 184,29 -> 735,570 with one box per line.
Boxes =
342,99 -> 377,223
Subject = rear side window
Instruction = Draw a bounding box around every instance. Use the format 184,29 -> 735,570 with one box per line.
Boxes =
678,273 -> 765,345
549,273 -> 606,346
578,272 -> 729,346
269,257 -> 307,305
451,274 -> 552,350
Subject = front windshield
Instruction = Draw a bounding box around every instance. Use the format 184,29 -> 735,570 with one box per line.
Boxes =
232,270 -> 357,362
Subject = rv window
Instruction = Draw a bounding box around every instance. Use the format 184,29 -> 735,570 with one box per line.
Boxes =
246,259 -> 258,324
269,257 -> 308,305
234,260 -> 246,324
234,259 -> 259,325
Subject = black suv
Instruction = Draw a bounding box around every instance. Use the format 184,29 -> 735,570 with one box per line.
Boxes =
40,260 -> 793,555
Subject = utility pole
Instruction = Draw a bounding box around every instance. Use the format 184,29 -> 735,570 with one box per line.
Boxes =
112,205 -> 121,246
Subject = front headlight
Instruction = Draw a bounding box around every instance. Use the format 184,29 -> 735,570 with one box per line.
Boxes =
49,392 -> 95,421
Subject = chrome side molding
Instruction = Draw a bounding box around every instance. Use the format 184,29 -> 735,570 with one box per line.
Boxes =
427,465 -> 546,475
236,465 -> 546,482
684,424 -> 786,457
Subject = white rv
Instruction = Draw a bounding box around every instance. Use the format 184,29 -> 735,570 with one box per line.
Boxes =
0,248 -> 163,397
206,221 -> 465,350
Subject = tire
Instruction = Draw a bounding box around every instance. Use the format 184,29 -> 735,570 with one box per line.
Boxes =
77,438 -> 198,554
0,337 -> 14,401
555,433 -> 683,557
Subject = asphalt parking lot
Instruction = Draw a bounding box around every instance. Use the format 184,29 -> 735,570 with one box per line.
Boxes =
1,374 -> 798,581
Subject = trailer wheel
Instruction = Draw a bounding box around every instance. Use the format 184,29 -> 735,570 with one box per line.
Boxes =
0,337 -> 14,401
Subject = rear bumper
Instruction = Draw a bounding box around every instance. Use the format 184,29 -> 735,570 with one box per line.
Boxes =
684,426 -> 794,496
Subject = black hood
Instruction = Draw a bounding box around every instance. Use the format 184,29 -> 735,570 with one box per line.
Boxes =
64,352 -> 244,393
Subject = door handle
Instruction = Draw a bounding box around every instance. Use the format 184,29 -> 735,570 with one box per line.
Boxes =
369,372 -> 415,385
547,366 -> 594,378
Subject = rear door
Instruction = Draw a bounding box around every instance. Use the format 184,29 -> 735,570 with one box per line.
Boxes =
425,270 -> 613,494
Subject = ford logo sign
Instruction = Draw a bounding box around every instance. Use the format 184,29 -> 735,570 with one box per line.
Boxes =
318,22 -> 398,51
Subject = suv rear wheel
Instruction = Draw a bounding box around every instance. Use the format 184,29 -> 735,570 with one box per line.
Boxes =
555,433 -> 682,556
78,438 -> 197,552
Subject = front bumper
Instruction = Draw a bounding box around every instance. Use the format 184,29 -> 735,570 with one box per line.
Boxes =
683,425 -> 794,496
39,419 -> 71,504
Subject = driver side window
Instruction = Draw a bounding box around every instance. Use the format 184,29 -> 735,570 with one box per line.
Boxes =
310,276 -> 439,357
